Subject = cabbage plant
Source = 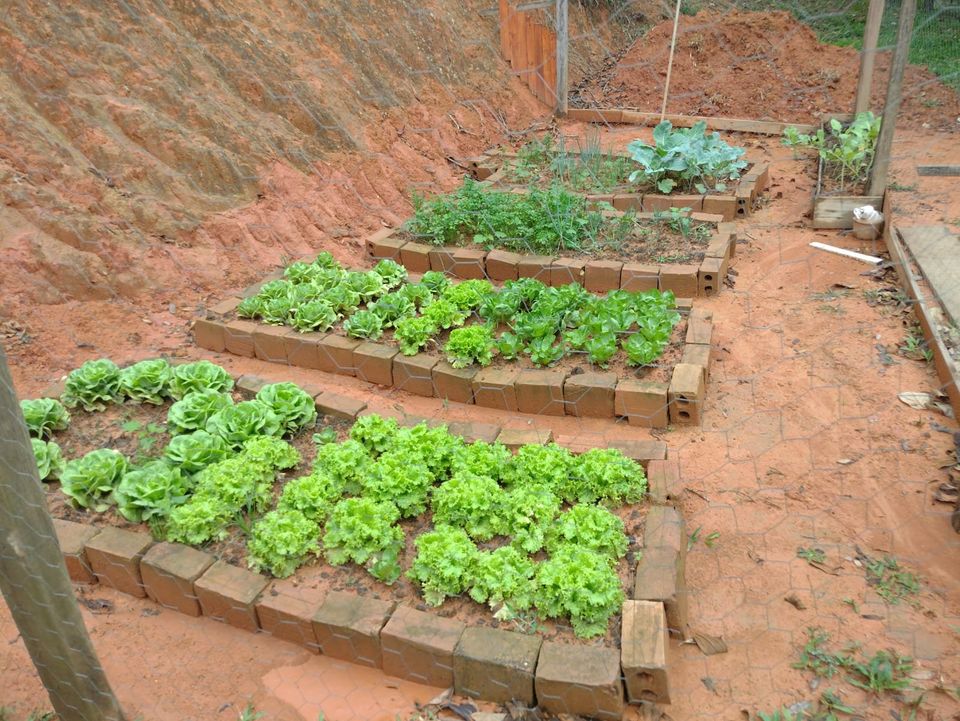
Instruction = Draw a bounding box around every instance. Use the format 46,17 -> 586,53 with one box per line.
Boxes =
169,360 -> 234,399
255,383 -> 317,435
32,438 -> 65,481
119,358 -> 173,404
20,398 -> 70,438
62,359 -> 122,411
114,460 -> 192,523
60,448 -> 128,510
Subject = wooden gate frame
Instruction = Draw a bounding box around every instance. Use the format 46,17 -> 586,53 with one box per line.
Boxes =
498,0 -> 568,113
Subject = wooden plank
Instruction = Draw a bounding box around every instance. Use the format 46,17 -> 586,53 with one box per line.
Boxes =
499,0 -> 511,61
811,194 -> 883,229
508,3 -> 521,71
854,0 -> 885,114
899,225 -> 960,326
616,109 -> 816,135
529,16 -> 543,101
516,6 -> 529,80
917,165 -> 960,177
541,23 -> 557,104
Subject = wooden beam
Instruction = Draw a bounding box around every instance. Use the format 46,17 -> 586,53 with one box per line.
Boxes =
854,0 -> 885,114
617,109 -> 817,135
917,165 -> 960,176
868,0 -> 916,196
555,0 -> 569,115
0,343 -> 127,720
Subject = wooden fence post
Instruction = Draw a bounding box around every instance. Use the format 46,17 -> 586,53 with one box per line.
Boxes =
854,0 -> 886,114
0,342 -> 127,720
555,0 -> 568,115
868,0 -> 916,196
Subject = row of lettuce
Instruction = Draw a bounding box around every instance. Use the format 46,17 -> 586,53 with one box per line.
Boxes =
25,358 -> 649,637
238,253 -> 681,369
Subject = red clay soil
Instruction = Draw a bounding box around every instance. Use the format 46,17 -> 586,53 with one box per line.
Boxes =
576,10 -> 960,131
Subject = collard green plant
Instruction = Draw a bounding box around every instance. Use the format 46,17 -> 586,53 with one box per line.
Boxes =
32,438 -> 65,481
60,448 -> 128,510
62,358 -> 122,411
255,382 -> 317,435
163,429 -> 229,473
114,460 -> 191,523
322,497 -> 404,584
431,472 -> 506,541
445,325 -> 496,369
167,390 -> 234,434
247,509 -> 321,578
119,358 -> 173,404
407,526 -> 480,606
564,448 -> 647,505
169,360 -> 234,399
206,400 -> 282,449
535,544 -> 625,638
546,504 -> 628,561
469,546 -> 537,614
20,398 -> 70,438
627,120 -> 747,193
783,112 -> 880,191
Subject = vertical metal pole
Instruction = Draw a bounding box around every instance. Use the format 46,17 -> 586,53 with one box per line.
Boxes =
660,0 -> 683,122
0,342 -> 126,721
854,0 -> 886,114
868,0 -> 916,196
555,0 -> 568,116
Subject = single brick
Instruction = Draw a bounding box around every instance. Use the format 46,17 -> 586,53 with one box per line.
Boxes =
702,195 -> 738,221
486,250 -> 522,281
675,298 -> 693,312
669,363 -> 705,425
615,379 -> 669,428
433,361 -> 477,405
193,319 -> 226,352
283,330 -> 326,370
454,627 -> 542,705
312,591 -> 395,668
641,194 -> 676,212
644,506 -> 686,561
698,256 -> 724,296
585,260 -> 624,293
497,427 -> 554,450
612,194 -> 642,211
515,369 -> 567,416
621,600 -> 670,704
670,193 -> 704,211
517,255 -> 555,283
317,335 -> 360,377
195,560 -> 268,632
381,605 -> 466,687
659,265 -> 699,299
315,391 -> 367,419
400,241 -> 433,274
53,519 -> 100,584
236,374 -> 269,399
685,308 -> 714,346
451,248 -> 488,279
718,221 -> 737,256
253,324 -> 290,363
141,542 -> 214,617
354,342 -> 397,387
366,228 -> 404,260
564,372 -> 617,418
535,642 -> 624,721
550,257 -> 586,286
621,263 -> 659,292
646,459 -> 681,505
207,296 -> 242,319
736,182 -> 755,216
634,546 -> 688,636
256,591 -> 322,652
609,439 -> 668,468
681,343 -> 711,383
85,527 -> 154,598
744,162 -> 770,192
393,354 -> 437,397
446,420 -> 501,444
473,367 -> 520,412
428,247 -> 456,275
223,319 -> 260,357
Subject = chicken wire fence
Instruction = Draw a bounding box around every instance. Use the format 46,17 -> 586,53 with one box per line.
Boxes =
1,1 -> 960,721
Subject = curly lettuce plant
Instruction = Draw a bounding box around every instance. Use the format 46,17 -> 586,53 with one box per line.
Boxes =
32,438 -> 65,481
394,316 -> 436,356
535,544 -> 625,638
469,546 -> 537,615
255,382 -> 317,435
119,358 -> 173,404
349,414 -> 400,456
322,497 -> 404,584
546,504 -> 628,561
277,470 -> 344,522
60,448 -> 128,510
450,440 -> 512,481
363,449 -> 434,517
391,423 -> 463,477
114,461 -> 192,523
501,484 -> 562,554
445,325 -> 496,369
313,439 -> 371,494
564,448 -> 647,505
206,400 -> 282,449
239,435 -> 301,471
169,360 -> 234,399
62,359 -> 122,411
407,526 -> 479,606
247,509 -> 321,578
422,299 -> 467,331
431,472 -> 506,541
167,390 -> 234,434
20,398 -> 70,438
501,443 -> 574,494
164,495 -> 233,545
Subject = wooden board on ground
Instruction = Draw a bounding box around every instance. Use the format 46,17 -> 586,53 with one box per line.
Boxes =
917,165 -> 960,177
899,225 -> 960,326
811,194 -> 884,229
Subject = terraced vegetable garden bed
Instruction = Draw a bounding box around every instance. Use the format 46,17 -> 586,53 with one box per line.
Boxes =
194,254 -> 715,426
28,356 -> 689,715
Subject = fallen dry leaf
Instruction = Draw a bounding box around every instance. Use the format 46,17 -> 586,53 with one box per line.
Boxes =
692,631 -> 728,655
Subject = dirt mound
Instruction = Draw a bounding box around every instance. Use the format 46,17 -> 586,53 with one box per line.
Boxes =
576,9 -> 960,130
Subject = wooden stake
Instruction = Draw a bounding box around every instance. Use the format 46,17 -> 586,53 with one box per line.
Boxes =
868,0 -> 916,196
660,0 -> 683,122
0,342 -> 127,720
555,0 -> 568,115
854,0 -> 885,114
